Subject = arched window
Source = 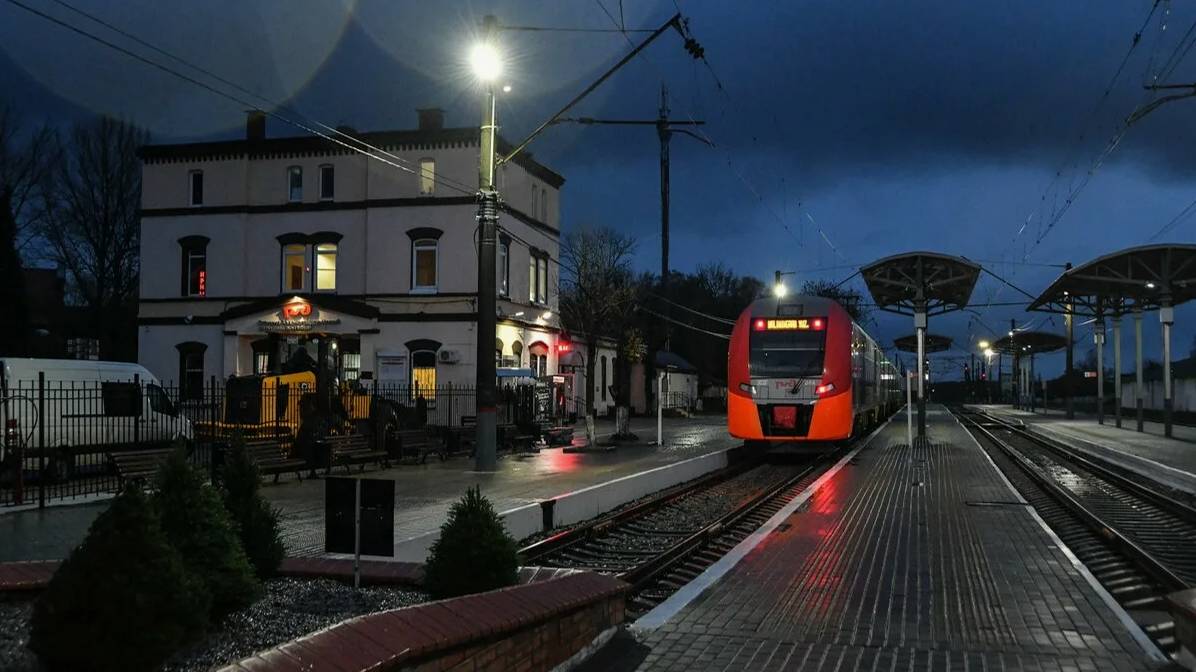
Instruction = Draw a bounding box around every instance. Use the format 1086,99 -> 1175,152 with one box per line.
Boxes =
511,340 -> 523,367
529,341 -> 549,377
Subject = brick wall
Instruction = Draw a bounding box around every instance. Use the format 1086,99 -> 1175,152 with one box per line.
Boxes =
218,572 -> 628,672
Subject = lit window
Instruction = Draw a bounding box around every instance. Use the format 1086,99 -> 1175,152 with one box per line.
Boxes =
341,352 -> 361,382
288,166 -> 303,202
179,236 -> 208,297
319,164 -> 334,200
411,350 -> 437,400
315,243 -> 337,291
412,239 -> 437,290
419,158 -> 435,195
254,351 -> 270,375
189,170 -> 204,206
498,239 -> 509,297
282,243 -> 307,292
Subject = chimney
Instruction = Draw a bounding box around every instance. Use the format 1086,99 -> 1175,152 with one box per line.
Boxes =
416,108 -> 445,131
246,110 -> 266,141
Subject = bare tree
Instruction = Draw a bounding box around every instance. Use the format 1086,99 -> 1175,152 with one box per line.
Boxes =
0,104 -> 55,355
39,116 -> 147,360
559,227 -> 637,444
799,278 -> 868,322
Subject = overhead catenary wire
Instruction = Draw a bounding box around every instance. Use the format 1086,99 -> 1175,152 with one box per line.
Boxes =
1147,193 -> 1196,241
635,305 -> 730,339
643,291 -> 736,325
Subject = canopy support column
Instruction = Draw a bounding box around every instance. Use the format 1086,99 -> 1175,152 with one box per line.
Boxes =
1161,301 -> 1174,438
1135,307 -> 1144,433
915,308 -> 926,441
1095,318 -> 1105,425
1112,315 -> 1122,428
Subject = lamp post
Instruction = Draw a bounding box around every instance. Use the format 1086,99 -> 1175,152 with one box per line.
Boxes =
472,19 -> 502,471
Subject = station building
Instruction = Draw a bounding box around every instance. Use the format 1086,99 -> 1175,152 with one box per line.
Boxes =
135,109 -> 569,398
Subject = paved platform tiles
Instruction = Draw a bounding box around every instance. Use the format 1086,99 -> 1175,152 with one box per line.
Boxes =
976,404 -> 1196,495
599,406 -> 1163,672
0,415 -> 734,562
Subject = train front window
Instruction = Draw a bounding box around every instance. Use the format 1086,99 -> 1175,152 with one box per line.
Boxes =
750,329 -> 826,378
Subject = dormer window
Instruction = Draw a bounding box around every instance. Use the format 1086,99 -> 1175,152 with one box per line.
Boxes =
287,166 -> 303,202
319,164 -> 334,201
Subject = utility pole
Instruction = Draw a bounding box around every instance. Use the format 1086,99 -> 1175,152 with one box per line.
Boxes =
474,15 -> 500,471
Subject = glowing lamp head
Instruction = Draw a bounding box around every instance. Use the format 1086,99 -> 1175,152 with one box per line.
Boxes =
469,42 -> 503,82
773,283 -> 787,298
978,340 -> 990,349
984,348 -> 994,358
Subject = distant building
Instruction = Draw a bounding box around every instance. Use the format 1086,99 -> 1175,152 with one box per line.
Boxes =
136,110 -> 566,395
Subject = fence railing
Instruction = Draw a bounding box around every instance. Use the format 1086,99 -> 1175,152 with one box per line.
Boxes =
1,375 -> 574,508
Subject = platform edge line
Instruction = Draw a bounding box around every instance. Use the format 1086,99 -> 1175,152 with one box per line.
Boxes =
952,409 -> 1169,664
630,414 -> 894,633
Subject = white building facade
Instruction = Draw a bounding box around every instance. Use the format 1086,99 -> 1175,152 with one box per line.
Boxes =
137,110 -> 565,398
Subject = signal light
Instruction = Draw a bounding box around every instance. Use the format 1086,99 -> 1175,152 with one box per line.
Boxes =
812,318 -> 824,330
754,319 -> 766,331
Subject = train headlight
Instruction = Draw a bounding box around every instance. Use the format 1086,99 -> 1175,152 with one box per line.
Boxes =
738,383 -> 756,396
816,383 -> 836,396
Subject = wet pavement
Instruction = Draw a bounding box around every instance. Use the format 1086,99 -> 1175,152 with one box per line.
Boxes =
0,414 -> 735,561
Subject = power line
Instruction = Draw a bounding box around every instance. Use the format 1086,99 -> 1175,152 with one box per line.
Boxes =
1147,193 -> 1196,240
16,0 -> 482,197
502,24 -> 655,33
643,291 -> 736,325
635,305 -> 730,339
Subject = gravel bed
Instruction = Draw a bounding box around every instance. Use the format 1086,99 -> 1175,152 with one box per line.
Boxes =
0,578 -> 427,672
533,463 -> 805,568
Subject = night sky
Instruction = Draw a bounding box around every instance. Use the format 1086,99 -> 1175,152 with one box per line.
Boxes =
3,0 -> 1195,378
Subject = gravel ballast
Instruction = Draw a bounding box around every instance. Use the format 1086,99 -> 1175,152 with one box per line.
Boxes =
0,578 -> 427,672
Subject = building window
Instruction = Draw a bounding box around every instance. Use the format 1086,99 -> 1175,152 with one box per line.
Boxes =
315,242 -> 337,291
498,239 -> 510,297
179,235 -> 209,297
176,342 -> 207,401
540,189 -> 548,222
282,243 -> 307,292
189,170 -> 204,206
530,184 -> 539,219
529,342 -> 549,377
412,239 -> 437,291
538,257 -> 548,304
601,355 -> 608,401
341,352 -> 361,382
319,164 -> 334,200
411,350 -> 437,397
419,158 -> 435,195
528,256 -> 537,303
528,250 -> 549,304
254,351 -> 270,375
287,166 -> 303,202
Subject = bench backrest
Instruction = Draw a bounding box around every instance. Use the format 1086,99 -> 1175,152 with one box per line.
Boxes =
325,434 -> 370,451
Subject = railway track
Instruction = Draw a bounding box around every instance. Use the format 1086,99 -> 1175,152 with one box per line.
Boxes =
953,406 -> 1196,660
520,447 -> 849,619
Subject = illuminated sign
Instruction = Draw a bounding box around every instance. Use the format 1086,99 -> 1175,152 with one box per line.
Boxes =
283,301 -> 313,319
197,270 -> 206,297
753,317 -> 825,331
557,342 -> 572,353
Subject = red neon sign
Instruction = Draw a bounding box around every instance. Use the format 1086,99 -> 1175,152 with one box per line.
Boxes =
197,270 -> 206,297
283,301 -> 312,319
557,342 -> 572,353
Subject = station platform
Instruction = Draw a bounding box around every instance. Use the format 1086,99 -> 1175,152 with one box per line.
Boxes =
595,406 -> 1164,671
0,414 -> 736,562
974,404 -> 1196,497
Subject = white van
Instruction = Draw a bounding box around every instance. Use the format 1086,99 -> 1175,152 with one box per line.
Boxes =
0,358 -> 192,480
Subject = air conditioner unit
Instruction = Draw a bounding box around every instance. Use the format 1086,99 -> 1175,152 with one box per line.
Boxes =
438,349 -> 461,364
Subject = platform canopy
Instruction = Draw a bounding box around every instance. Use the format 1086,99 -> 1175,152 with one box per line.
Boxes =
860,252 -> 982,316
1027,244 -> 1196,316
989,331 -> 1067,356
893,333 -> 952,353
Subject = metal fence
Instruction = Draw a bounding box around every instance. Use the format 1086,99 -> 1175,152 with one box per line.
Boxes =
1,375 -> 579,508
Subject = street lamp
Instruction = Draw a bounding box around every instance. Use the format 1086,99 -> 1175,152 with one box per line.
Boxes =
978,340 -> 990,350
472,17 -> 504,471
773,283 -> 788,298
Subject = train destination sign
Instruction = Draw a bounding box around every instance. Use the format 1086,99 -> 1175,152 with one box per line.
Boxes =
753,317 -> 825,331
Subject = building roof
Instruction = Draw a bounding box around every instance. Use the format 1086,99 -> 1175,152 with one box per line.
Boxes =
655,350 -> 698,373
1028,244 -> 1196,316
138,128 -> 565,189
859,251 -> 981,316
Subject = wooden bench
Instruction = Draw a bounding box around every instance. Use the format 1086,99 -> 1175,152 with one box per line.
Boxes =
109,447 -> 175,489
540,424 -> 574,447
322,434 -> 389,474
241,439 -> 306,483
392,429 -> 447,464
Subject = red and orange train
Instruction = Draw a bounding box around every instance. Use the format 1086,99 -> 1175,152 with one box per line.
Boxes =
727,295 -> 902,446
